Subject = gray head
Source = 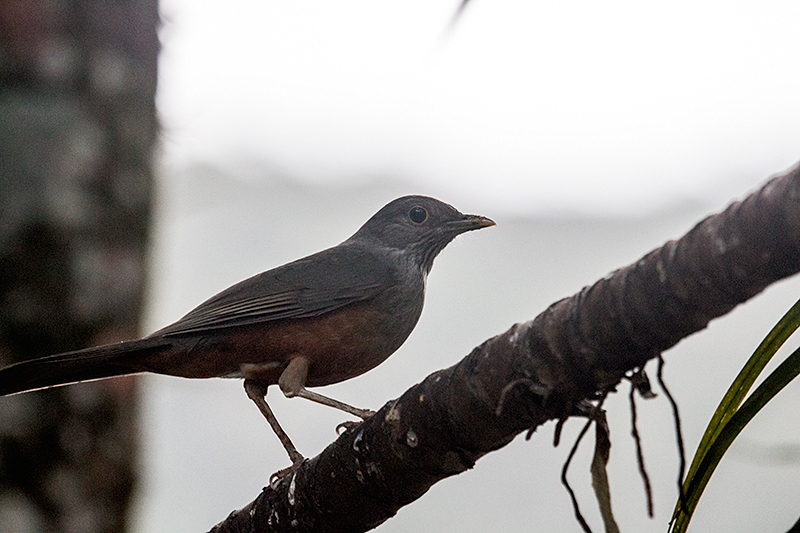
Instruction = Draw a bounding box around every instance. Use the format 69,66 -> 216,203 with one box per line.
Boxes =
349,195 -> 495,273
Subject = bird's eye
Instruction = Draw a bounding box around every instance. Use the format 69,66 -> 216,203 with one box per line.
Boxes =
408,206 -> 428,224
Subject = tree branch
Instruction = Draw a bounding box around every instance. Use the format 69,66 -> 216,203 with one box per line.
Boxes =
210,162 -> 800,533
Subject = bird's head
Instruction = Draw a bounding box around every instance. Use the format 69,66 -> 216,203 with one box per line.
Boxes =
350,195 -> 495,273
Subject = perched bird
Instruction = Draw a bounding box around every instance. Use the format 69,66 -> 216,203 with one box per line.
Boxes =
0,195 -> 494,478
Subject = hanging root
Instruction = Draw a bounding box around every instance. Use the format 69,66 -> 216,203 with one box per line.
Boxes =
561,415 -> 595,533
657,355 -> 688,514
553,416 -> 567,447
628,366 -> 657,399
628,374 -> 654,518
560,394 -> 609,533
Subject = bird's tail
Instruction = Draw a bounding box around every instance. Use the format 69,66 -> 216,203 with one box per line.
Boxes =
0,338 -> 170,396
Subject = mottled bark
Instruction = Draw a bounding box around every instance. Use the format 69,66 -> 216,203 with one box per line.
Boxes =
211,162 -> 800,533
0,1 -> 158,531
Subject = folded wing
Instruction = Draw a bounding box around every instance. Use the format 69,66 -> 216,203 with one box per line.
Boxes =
154,244 -> 395,336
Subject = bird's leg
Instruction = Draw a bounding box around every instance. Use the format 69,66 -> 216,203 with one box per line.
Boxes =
279,357 -> 376,419
295,388 -> 376,419
243,379 -> 305,486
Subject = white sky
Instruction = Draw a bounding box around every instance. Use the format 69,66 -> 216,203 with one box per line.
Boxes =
155,1 -> 800,216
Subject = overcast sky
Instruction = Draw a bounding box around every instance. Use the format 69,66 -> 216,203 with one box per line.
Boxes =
155,1 -> 800,216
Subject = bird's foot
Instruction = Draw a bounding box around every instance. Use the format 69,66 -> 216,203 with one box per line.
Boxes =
335,409 -> 376,435
269,457 -> 305,490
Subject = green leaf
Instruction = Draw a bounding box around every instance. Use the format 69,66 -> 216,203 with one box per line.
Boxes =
670,297 -> 800,532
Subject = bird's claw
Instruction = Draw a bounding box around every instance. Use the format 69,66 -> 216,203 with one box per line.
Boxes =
269,458 -> 305,490
335,409 -> 376,435
335,420 -> 361,435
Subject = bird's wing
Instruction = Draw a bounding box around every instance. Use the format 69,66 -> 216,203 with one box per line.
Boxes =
154,245 -> 395,336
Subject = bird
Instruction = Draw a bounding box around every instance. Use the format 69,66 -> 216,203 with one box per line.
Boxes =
0,195 -> 494,480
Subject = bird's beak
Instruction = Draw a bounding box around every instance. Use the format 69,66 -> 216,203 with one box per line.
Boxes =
445,214 -> 496,234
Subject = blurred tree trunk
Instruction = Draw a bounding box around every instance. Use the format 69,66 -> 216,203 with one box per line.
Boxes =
0,1 -> 158,531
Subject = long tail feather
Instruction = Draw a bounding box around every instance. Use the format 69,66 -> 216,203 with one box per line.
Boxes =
0,338 -> 169,396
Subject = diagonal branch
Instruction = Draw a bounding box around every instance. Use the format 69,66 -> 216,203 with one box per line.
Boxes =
210,162 -> 800,533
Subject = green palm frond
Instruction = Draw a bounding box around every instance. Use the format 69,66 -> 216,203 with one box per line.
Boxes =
669,297 -> 800,532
